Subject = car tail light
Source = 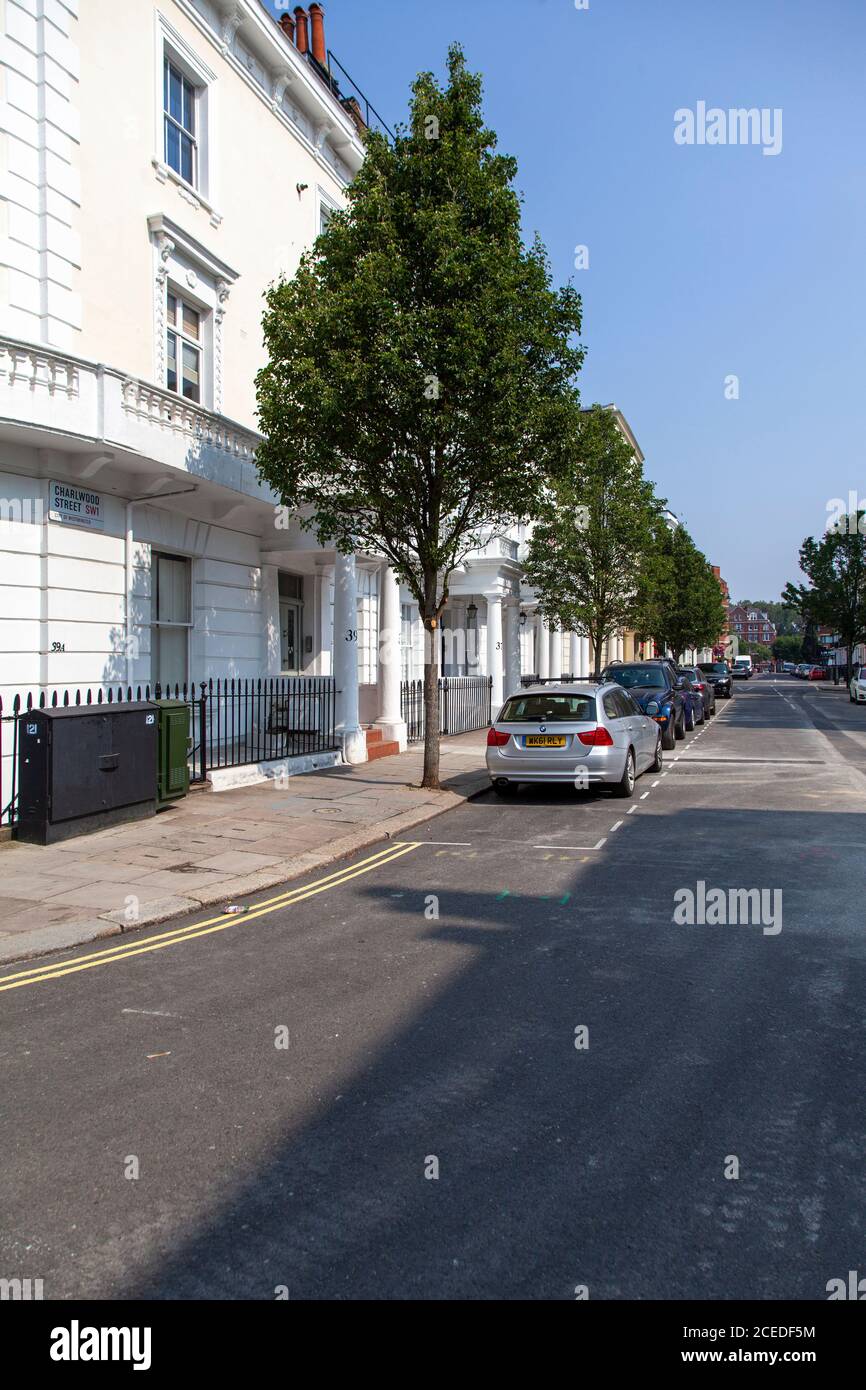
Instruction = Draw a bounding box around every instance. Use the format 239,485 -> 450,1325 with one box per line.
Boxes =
577,726 -> 614,747
487,728 -> 510,747
694,681 -> 705,691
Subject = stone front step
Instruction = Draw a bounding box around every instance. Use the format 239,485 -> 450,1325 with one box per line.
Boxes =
363,726 -> 399,761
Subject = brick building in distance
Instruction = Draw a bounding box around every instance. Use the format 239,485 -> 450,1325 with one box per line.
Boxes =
727,604 -> 777,647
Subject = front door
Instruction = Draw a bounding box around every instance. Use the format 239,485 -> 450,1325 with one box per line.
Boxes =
279,599 -> 301,673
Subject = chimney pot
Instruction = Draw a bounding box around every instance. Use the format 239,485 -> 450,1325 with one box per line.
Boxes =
293,7 -> 309,55
279,12 -> 295,43
308,3 -> 326,65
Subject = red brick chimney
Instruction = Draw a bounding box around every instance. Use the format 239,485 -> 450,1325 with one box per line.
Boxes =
293,7 -> 309,55
278,12 -> 295,43
309,3 -> 326,65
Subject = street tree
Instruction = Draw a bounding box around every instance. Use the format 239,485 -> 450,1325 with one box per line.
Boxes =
522,405 -> 659,676
256,45 -> 583,788
637,523 -> 727,662
783,515 -> 866,681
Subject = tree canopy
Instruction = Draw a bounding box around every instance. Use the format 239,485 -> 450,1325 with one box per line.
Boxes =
256,45 -> 584,785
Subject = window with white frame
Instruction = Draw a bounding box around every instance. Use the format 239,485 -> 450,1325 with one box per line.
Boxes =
164,57 -> 197,186
156,17 -> 215,204
356,568 -> 379,684
152,551 -> 191,689
166,290 -> 203,403
401,602 -> 416,681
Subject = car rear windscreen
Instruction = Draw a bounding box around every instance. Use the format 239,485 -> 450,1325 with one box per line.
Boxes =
499,694 -> 596,723
608,666 -> 666,689
699,663 -> 728,673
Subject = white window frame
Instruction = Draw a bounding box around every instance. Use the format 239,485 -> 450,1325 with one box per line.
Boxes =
151,549 -> 193,690
317,186 -> 341,238
148,214 -> 239,413
154,14 -> 218,211
165,287 -> 206,404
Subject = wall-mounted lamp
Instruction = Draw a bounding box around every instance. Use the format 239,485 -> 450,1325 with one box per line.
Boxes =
296,182 -> 309,196
519,611 -> 527,628
466,601 -> 478,627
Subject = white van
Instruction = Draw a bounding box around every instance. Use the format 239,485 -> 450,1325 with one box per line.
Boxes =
732,655 -> 753,679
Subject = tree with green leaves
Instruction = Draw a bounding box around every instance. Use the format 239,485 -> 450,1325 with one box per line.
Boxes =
522,405 -> 660,676
636,522 -> 727,662
772,633 -> 803,663
255,45 -> 583,788
783,514 -> 866,682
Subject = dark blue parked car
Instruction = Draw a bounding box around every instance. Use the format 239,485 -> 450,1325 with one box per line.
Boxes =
601,659 -> 687,750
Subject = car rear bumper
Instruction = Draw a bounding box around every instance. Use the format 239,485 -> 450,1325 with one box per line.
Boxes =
486,744 -> 628,784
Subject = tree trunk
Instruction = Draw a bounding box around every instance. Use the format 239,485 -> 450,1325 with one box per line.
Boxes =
421,624 -> 441,790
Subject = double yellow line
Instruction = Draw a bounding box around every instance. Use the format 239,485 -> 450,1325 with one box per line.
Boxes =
0,840 -> 420,994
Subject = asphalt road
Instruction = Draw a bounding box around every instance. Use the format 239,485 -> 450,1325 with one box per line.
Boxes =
2,676 -> 865,1300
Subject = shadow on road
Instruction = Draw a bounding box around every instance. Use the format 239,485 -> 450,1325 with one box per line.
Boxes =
120,805 -> 866,1301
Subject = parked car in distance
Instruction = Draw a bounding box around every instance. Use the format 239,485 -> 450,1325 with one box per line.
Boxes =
782,662 -> 797,674
732,656 -> 753,679
697,660 -> 733,699
850,666 -> 866,703
600,659 -> 686,750
795,663 -> 811,679
677,666 -> 716,719
486,683 -> 663,798
807,665 -> 825,681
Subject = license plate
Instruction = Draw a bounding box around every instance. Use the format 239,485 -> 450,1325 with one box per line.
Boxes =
525,734 -> 567,748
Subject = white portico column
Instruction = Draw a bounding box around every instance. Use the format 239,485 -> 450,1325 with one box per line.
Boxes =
333,551 -> 366,764
505,602 -> 521,699
579,635 -> 590,677
536,614 -> 550,679
549,625 -> 562,680
486,593 -> 505,710
569,632 -> 580,679
375,562 -> 408,750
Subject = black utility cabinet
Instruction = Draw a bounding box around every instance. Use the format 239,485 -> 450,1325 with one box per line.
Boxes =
16,703 -> 158,844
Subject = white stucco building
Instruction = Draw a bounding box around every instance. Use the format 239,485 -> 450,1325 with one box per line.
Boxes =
0,0 -> 636,807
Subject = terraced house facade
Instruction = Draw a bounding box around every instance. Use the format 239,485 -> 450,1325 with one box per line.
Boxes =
0,0 -> 637,809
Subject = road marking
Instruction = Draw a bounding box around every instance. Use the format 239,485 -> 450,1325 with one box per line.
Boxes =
0,841 -> 420,994
627,805 -> 637,814
610,820 -> 623,832
651,780 -> 660,787
419,840 -> 473,846
640,791 -> 650,800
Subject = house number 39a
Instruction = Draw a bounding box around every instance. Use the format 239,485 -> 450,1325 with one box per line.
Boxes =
345,629 -> 357,642
51,642 -> 66,652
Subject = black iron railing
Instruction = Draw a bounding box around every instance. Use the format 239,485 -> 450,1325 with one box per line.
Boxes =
201,676 -> 336,773
0,677 -> 337,827
400,676 -> 493,744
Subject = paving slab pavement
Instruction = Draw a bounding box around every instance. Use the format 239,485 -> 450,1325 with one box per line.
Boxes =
0,732 -> 489,964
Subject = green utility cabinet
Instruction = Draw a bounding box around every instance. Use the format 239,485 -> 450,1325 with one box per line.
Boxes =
156,699 -> 190,806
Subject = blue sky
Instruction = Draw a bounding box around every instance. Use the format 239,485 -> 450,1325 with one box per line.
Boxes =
278,0 -> 866,600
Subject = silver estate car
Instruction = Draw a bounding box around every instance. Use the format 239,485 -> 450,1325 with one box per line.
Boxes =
486,682 -> 663,798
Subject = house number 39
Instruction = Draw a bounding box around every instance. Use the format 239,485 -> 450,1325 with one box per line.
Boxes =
345,629 -> 357,642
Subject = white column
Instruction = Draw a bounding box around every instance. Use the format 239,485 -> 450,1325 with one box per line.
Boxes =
486,593 -> 504,710
505,603 -> 521,698
569,632 -> 580,678
579,635 -> 590,676
375,563 -> 407,749
549,625 -> 562,679
333,551 -> 366,763
261,565 -> 281,677
537,614 -> 550,679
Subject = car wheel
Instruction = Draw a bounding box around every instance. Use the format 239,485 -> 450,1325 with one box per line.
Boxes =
684,705 -> 695,732
675,713 -> 686,740
614,748 -> 636,798
651,736 -> 663,772
661,720 -> 676,750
